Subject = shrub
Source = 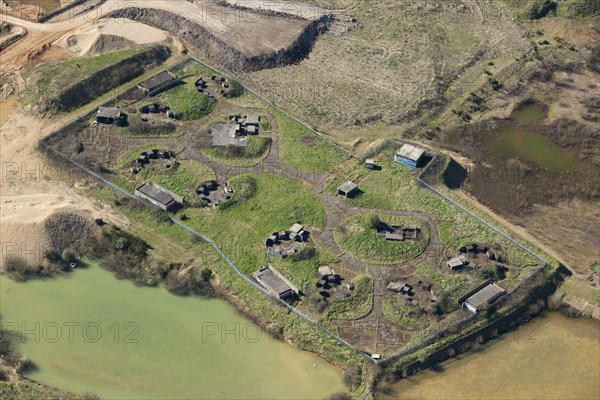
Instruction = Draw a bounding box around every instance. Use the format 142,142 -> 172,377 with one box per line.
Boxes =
342,366 -> 362,389
3,256 -> 32,281
165,266 -> 214,297
61,248 -> 77,264
116,114 -> 128,127
360,213 -> 381,229
326,393 -> 352,400
223,79 -> 244,98
221,175 -> 257,209
290,246 -> 316,261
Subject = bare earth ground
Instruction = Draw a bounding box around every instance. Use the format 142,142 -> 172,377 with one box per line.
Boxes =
238,0 -> 531,142
56,19 -> 169,56
520,201 -> 600,273
453,16 -> 600,275
1,0 -> 311,56
0,111 -> 123,265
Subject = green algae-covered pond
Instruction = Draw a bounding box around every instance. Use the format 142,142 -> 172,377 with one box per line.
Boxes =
0,264 -> 346,399
483,103 -> 582,173
485,127 -> 582,173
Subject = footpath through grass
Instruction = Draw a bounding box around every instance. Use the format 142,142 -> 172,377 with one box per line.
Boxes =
85,184 -> 366,384
332,146 -> 543,270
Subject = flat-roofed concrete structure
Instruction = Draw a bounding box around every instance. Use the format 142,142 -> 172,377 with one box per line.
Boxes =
338,181 -> 358,198
464,282 -> 505,313
245,114 -> 259,125
211,123 -> 248,147
318,266 -> 334,277
254,265 -> 299,300
395,144 -> 425,168
447,255 -> 467,270
96,107 -> 122,124
290,223 -> 304,234
138,70 -> 179,96
134,182 -> 182,211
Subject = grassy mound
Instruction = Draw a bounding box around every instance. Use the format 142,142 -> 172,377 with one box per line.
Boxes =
157,80 -> 214,121
18,45 -> 170,116
328,274 -> 373,320
202,136 -> 271,166
336,215 -> 429,264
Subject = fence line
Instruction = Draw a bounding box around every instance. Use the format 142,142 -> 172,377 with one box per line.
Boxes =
39,54 -> 552,369
416,175 -> 549,266
382,313 -> 477,363
43,144 -> 373,362
186,56 -> 353,158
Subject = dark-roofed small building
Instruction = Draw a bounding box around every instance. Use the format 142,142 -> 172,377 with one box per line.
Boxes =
96,107 -> 122,124
364,159 -> 377,169
138,71 -> 179,96
338,181 -> 358,198
464,282 -> 505,313
254,265 -> 299,300
134,182 -> 182,211
395,144 -> 425,168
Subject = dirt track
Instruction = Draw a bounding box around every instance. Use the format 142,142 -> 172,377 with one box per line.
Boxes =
45,108 -> 446,354
1,0 -> 314,73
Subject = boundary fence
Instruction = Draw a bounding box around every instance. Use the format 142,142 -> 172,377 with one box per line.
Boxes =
36,52 -> 552,369
42,144 -> 373,362
187,56 -> 353,158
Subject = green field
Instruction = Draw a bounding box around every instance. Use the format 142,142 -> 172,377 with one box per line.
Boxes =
336,215 -> 429,264
273,108 -> 347,172
220,173 -> 327,237
157,82 -> 215,121
272,247 -> 340,291
332,146 -> 543,269
139,160 -> 216,204
109,142 -> 215,203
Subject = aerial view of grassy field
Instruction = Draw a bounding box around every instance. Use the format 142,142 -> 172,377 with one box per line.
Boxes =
0,0 -> 598,399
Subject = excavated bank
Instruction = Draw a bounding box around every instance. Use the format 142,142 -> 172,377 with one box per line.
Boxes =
106,7 -> 332,72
